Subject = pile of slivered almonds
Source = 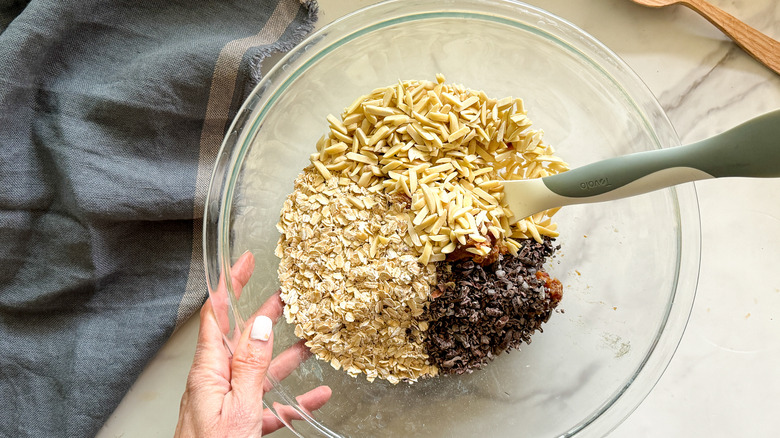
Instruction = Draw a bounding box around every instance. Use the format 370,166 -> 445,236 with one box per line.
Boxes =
276,75 -> 569,384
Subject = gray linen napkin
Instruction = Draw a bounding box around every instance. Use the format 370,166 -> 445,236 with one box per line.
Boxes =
0,1 -> 317,436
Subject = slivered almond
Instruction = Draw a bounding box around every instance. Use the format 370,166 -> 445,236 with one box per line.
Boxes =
415,213 -> 438,230
346,152 -> 376,165
447,126 -> 470,142
324,142 -> 349,155
427,163 -> 454,174
455,95 -> 479,111
364,104 -> 396,117
327,114 -> 348,135
312,160 -> 332,180
412,205 -> 429,226
300,76 -> 568,268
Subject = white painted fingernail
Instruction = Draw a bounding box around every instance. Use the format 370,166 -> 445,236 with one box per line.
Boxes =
250,316 -> 272,341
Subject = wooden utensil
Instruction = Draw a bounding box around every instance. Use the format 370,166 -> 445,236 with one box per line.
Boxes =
502,110 -> 780,220
630,0 -> 780,75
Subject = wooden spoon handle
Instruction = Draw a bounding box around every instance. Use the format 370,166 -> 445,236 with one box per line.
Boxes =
682,0 -> 780,74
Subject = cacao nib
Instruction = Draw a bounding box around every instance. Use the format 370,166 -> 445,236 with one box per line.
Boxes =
423,238 -> 562,375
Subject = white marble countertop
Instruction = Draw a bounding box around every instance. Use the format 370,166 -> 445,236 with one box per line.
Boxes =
98,1 -> 780,436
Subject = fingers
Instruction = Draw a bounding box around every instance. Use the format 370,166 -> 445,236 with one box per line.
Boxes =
197,298 -> 222,347
261,410 -> 287,434
222,263 -> 332,435
230,251 -> 255,299
261,386 -> 333,434
264,340 -> 311,392
296,385 -> 332,415
225,288 -> 284,353
184,252 -> 257,410
208,251 -> 256,337
225,288 -> 283,357
188,298 -> 231,385
254,289 -> 284,323
209,251 -> 255,314
258,339 -> 315,431
251,291 -> 309,392
225,315 -> 274,430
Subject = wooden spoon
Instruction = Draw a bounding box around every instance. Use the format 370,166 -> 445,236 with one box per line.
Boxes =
630,0 -> 780,74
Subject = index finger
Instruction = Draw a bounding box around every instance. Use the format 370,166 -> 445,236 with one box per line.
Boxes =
264,340 -> 311,392
253,289 -> 284,323
250,291 -> 309,390
210,251 -> 256,336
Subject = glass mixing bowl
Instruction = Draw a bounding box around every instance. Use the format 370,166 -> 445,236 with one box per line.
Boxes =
203,0 -> 701,436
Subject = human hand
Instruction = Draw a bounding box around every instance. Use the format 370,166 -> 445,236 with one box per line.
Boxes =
175,251 -> 331,437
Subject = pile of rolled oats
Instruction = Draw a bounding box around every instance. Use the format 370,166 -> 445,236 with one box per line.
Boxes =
276,169 -> 438,383
276,76 -> 569,383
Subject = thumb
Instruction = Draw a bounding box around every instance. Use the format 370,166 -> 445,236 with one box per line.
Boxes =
228,315 -> 274,423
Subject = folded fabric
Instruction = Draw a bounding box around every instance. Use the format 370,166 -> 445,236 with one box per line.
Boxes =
0,1 -> 317,436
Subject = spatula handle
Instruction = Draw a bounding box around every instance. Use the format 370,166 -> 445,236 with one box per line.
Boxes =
543,110 -> 780,200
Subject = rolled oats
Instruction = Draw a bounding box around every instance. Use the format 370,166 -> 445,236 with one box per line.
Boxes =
276,168 -> 439,383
